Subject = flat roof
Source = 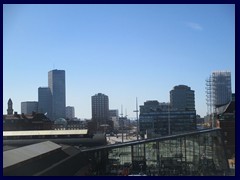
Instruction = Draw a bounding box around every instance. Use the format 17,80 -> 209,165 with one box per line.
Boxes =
3,129 -> 88,136
3,141 -> 61,169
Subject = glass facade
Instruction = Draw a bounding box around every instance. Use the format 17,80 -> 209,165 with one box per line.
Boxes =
48,70 -> 66,120
84,129 -> 229,176
139,111 -> 196,138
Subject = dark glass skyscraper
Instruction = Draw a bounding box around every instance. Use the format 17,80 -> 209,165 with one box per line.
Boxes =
48,70 -> 66,120
38,87 -> 52,118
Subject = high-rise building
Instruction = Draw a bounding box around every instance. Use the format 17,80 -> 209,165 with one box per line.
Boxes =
66,106 -> 75,120
48,69 -> 66,120
38,87 -> 52,119
170,85 -> 195,111
21,101 -> 38,114
92,93 -> 109,126
7,98 -> 13,115
212,71 -> 232,107
206,71 -> 232,117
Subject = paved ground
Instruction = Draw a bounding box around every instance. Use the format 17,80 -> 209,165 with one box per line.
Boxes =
107,133 -> 140,144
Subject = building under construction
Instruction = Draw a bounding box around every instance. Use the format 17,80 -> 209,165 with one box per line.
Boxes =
205,71 -> 232,127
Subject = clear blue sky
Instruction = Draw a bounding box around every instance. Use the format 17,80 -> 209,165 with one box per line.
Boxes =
3,4 -> 235,119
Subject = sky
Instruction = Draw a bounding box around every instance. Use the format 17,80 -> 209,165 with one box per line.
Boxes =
3,4 -> 235,119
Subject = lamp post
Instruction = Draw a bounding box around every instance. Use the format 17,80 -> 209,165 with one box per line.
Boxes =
168,103 -> 171,135
133,97 -> 139,140
122,117 -> 124,143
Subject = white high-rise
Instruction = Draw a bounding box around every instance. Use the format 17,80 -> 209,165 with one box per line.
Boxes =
212,71 -> 232,106
206,71 -> 232,115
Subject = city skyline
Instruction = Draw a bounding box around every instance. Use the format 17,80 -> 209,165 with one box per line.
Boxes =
3,4 -> 235,119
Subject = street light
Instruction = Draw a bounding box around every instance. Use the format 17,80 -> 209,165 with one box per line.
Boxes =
133,97 -> 139,140
168,103 -> 171,135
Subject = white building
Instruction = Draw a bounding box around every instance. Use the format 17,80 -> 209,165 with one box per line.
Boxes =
211,71 -> 232,107
66,106 -> 75,120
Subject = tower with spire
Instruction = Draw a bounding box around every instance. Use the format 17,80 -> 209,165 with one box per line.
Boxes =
7,98 -> 13,115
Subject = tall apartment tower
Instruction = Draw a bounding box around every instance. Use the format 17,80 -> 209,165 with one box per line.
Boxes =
92,93 -> 109,125
48,70 -> 66,120
21,101 -> 38,114
170,85 -> 195,111
7,98 -> 13,115
38,87 -> 52,118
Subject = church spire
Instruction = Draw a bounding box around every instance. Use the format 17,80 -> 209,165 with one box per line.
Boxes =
7,98 -> 13,115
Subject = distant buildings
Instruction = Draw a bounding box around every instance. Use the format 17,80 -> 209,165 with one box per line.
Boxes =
66,106 -> 75,120
109,109 -> 119,118
170,85 -> 195,111
7,98 -> 13,115
5,69 -> 67,121
37,70 -> 66,120
21,101 -> 38,114
206,71 -> 232,127
38,87 -> 52,118
48,69 -> 66,120
92,93 -> 109,125
90,93 -> 116,133
3,112 -> 52,131
212,71 -> 232,107
206,71 -> 232,115
109,109 -> 119,130
139,85 -> 196,138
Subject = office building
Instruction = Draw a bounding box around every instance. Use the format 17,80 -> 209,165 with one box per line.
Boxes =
139,100 -> 196,138
109,109 -> 119,130
109,109 -> 119,118
48,70 -> 66,120
21,101 -> 38,114
170,85 -> 195,111
140,101 -> 170,113
38,87 -> 52,119
66,106 -> 75,120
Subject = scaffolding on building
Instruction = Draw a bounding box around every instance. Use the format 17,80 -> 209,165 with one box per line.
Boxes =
206,76 -> 213,127
206,71 -> 232,128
